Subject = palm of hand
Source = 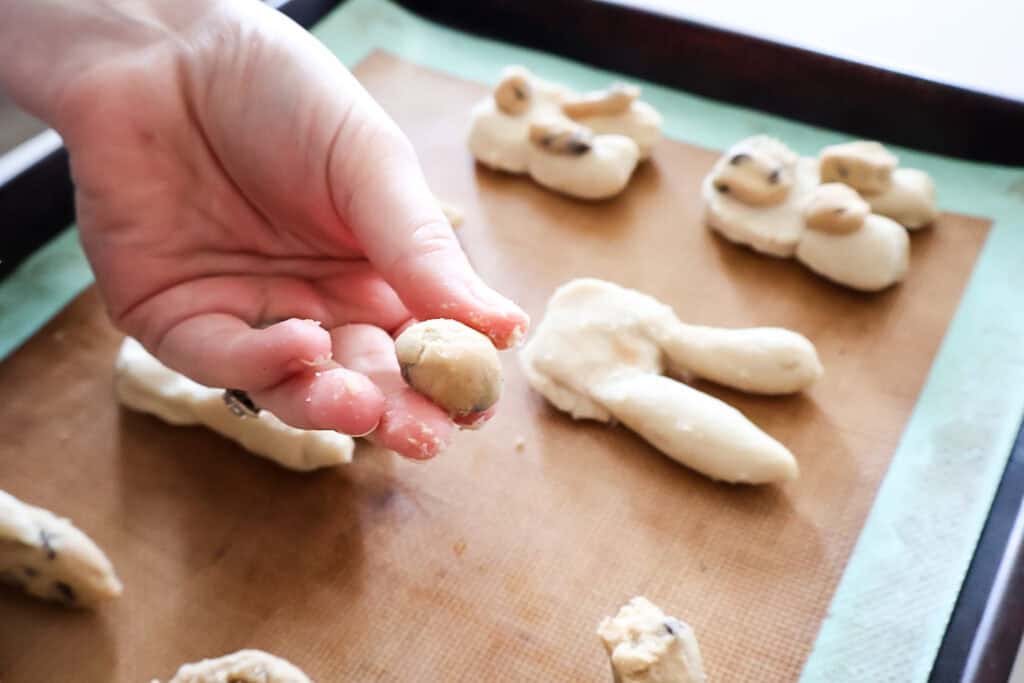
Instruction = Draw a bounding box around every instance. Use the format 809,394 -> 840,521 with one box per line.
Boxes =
58,4 -> 525,458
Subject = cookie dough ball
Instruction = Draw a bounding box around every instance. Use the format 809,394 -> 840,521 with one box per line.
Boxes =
819,140 -> 897,195
802,182 -> 870,234
708,135 -> 798,207
494,67 -> 532,115
395,319 -> 503,418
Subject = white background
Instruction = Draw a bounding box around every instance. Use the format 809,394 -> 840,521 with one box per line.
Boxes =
611,0 -> 1024,100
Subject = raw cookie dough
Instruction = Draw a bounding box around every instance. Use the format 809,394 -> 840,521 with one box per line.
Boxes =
520,278 -> 822,484
0,489 -> 122,608
598,597 -> 706,683
154,649 -> 312,683
819,140 -> 938,229
703,136 -> 819,257
819,140 -> 897,195
115,337 -> 354,471
703,137 -> 912,291
395,319 -> 503,418
468,66 -> 661,199
801,182 -> 869,235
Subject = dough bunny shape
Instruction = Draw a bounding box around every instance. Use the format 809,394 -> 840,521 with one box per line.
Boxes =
468,66 -> 662,200
116,337 -> 355,471
703,136 -> 925,291
819,140 -> 938,229
521,278 -> 822,484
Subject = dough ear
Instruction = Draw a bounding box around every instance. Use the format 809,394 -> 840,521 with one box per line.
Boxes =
591,372 -> 798,484
651,322 -> 823,395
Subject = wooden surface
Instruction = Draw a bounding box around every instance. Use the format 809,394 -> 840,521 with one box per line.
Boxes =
0,52 -> 991,682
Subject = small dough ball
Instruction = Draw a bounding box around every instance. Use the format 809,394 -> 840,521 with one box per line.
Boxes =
819,140 -> 897,195
494,67 -> 532,115
708,135 -> 797,207
802,182 -> 870,234
795,213 -> 909,291
395,319 -> 503,417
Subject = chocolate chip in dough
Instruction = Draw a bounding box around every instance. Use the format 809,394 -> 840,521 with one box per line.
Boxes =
55,581 -> 76,604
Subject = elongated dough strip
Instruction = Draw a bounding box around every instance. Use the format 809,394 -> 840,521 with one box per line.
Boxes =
115,337 -> 354,471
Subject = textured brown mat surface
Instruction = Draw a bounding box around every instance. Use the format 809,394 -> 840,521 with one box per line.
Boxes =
0,52 -> 989,682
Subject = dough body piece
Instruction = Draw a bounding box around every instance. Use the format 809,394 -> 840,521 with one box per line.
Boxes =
520,278 -> 820,484
156,649 -> 312,683
703,156 -> 819,257
594,373 -> 798,482
467,66 -> 660,199
526,133 -> 639,200
468,97 -> 540,174
865,167 -> 938,229
598,597 -> 707,683
115,338 -> 354,471
796,213 -> 910,291
0,490 -> 122,608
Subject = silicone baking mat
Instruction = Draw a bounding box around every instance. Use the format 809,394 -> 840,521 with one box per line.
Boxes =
0,45 -> 1001,681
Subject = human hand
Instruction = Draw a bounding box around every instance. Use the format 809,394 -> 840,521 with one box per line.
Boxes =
1,0 -> 528,459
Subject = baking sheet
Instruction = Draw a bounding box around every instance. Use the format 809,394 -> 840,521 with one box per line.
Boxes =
0,52 -> 990,682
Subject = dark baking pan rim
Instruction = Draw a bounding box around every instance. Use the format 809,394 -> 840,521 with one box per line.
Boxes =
394,0 -> 1024,166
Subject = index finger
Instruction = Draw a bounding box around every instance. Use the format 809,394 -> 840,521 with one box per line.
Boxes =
329,115 -> 529,348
